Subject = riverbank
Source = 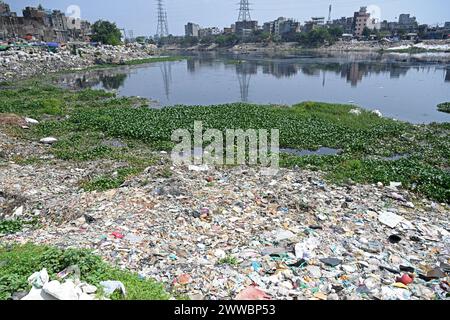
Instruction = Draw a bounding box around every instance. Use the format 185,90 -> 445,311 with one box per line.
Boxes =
0,43 -> 178,83
0,81 -> 448,300
167,40 -> 450,62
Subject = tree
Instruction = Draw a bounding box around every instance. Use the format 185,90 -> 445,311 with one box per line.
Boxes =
215,34 -> 239,47
135,36 -> 146,44
91,20 -> 122,45
299,28 -> 331,47
328,27 -> 343,40
362,27 -> 371,38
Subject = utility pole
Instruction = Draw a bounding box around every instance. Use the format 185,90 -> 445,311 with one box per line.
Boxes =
156,0 -> 169,38
238,0 -> 252,22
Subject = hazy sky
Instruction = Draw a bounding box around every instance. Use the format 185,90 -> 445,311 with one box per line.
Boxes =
8,0 -> 450,36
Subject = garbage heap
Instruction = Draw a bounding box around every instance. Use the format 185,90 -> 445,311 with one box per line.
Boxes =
0,43 -> 159,82
2,157 -> 448,300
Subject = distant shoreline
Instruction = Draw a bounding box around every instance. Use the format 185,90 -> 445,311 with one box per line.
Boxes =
162,39 -> 450,62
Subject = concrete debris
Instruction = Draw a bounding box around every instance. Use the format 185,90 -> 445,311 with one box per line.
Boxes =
378,211 -> 404,229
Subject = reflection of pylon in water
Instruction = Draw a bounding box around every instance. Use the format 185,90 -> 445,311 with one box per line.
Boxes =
160,62 -> 172,100
237,73 -> 251,102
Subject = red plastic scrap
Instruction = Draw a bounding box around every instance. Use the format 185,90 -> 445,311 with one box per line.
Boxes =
111,232 -> 124,239
396,274 -> 414,285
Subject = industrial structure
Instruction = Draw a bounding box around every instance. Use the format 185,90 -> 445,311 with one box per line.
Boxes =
156,0 -> 169,38
235,0 -> 258,37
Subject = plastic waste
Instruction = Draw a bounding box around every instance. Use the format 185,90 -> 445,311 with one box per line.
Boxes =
396,274 -> 414,285
100,280 -> 127,297
295,237 -> 320,261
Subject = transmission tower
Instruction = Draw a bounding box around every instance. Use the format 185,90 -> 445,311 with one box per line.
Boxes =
156,0 -> 169,38
238,0 -> 252,22
328,4 -> 332,23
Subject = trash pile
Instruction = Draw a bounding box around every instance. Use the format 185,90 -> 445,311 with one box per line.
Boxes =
1,142 -> 448,300
19,267 -> 125,300
0,42 -> 158,82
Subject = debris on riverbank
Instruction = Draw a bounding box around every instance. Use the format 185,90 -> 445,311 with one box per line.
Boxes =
0,43 -> 159,83
1,149 -> 449,300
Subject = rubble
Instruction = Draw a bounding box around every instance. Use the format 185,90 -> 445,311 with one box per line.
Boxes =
0,132 -> 449,301
0,43 -> 159,82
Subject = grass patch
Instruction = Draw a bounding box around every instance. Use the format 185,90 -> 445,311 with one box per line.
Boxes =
218,256 -> 240,266
82,167 -> 142,192
437,102 -> 450,114
0,243 -> 170,300
0,218 -> 41,236
123,56 -> 186,65
75,56 -> 186,71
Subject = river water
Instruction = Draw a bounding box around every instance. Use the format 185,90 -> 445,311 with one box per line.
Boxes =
58,51 -> 450,124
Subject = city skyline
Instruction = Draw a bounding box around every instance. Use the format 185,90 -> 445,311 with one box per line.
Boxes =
7,0 -> 450,36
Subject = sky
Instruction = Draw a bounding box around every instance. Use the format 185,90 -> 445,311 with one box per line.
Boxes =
8,0 -> 450,36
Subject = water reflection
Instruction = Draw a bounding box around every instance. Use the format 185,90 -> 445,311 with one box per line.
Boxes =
55,52 -> 450,123
236,62 -> 257,102
58,69 -> 129,90
160,61 -> 172,100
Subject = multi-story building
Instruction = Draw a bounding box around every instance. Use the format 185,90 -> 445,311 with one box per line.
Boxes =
185,22 -> 200,37
198,27 -> 221,38
329,17 -> 354,34
263,18 -> 299,38
352,7 -> 371,37
0,0 -> 11,16
303,17 -> 325,33
399,14 -> 417,28
66,17 -> 91,41
235,20 -> 258,37
223,27 -> 233,34
263,21 -> 274,34
0,2 -> 92,42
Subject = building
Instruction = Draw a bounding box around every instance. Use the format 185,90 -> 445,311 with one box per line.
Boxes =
399,14 -> 417,28
444,22 -> 450,29
198,27 -> 221,38
0,0 -> 11,16
329,17 -> 354,34
235,20 -> 258,37
311,17 -> 325,26
223,27 -> 233,34
263,17 -> 300,38
0,2 -> 92,42
185,22 -> 200,37
303,17 -> 325,33
66,17 -> 91,41
352,7 -> 371,37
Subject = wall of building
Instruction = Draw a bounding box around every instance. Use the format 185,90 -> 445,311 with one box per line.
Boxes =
0,3 -> 91,42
